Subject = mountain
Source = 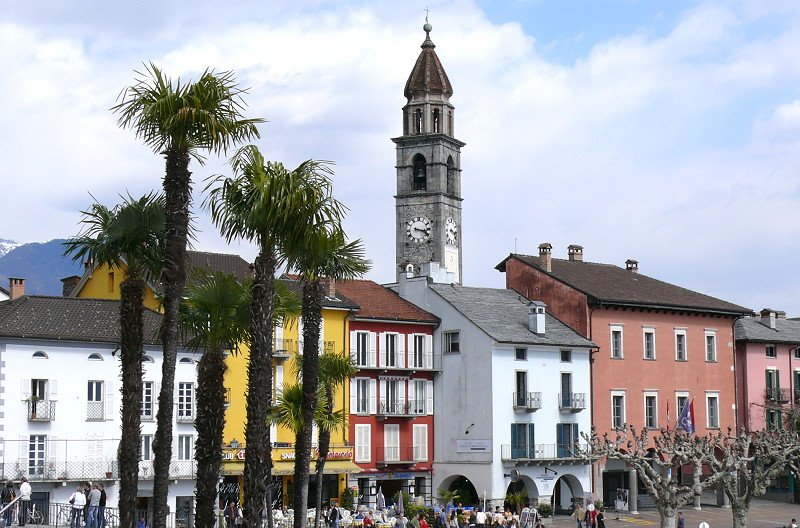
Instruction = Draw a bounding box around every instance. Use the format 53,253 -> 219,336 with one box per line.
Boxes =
0,239 -> 83,296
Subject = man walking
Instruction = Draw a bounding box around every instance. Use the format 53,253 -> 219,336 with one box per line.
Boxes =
18,477 -> 31,527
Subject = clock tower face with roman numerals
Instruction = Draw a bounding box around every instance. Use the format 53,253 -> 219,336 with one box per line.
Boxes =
393,23 -> 464,284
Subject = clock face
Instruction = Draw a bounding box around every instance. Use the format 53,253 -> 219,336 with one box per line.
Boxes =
406,216 -> 432,243
445,217 -> 458,245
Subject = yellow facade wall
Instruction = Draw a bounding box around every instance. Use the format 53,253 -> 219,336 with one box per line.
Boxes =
75,263 -> 161,311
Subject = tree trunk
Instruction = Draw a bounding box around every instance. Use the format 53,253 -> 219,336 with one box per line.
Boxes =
195,348 -> 227,528
313,386 -> 334,528
731,501 -> 749,528
244,247 -> 276,528
118,277 -> 145,528
294,279 -> 323,528
153,146 -> 192,528
656,505 -> 676,528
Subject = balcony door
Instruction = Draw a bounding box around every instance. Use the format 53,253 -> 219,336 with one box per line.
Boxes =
510,423 -> 534,459
556,423 -> 578,457
765,369 -> 780,399
515,372 -> 527,406
384,424 -> 400,462
560,373 -> 572,407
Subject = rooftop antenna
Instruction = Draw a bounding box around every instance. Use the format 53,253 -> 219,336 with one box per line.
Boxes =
514,237 -> 517,253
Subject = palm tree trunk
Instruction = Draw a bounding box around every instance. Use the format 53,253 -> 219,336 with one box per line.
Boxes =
195,348 -> 227,528
313,387 -> 333,528
294,279 -> 323,528
118,277 -> 145,528
244,246 -> 276,528
153,146 -> 192,528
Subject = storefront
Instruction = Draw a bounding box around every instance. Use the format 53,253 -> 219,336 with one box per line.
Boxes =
349,470 -> 433,510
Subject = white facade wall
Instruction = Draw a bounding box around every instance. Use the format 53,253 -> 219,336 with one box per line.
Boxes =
0,338 -> 200,514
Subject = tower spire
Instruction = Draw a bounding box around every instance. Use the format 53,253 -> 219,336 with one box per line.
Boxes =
423,10 -> 434,48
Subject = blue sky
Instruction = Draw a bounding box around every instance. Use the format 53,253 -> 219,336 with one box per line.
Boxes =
1,0 -> 799,314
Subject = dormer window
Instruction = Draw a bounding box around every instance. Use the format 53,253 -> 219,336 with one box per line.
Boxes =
179,358 -> 194,364
32,351 -> 48,359
412,154 -> 427,191
88,353 -> 103,361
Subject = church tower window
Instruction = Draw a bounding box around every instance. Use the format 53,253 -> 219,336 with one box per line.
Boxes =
432,109 -> 440,133
415,109 -> 423,134
446,156 -> 455,195
413,154 -> 427,190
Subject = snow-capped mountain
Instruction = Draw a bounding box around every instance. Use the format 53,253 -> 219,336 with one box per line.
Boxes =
0,238 -> 22,259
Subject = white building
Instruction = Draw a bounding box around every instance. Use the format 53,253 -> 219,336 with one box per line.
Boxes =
0,291 -> 199,525
391,275 -> 596,512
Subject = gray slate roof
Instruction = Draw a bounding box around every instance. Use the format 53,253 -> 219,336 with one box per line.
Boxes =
735,317 -> 800,344
0,295 -> 163,345
497,254 -> 751,315
429,284 -> 595,348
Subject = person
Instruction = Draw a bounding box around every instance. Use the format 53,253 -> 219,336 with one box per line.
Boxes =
468,510 -> 477,528
596,509 -> 605,528
224,499 -> 238,528
791,519 -> 798,528
98,484 -> 107,528
395,515 -> 408,528
586,506 -> 597,528
448,512 -> 459,528
70,485 -> 87,528
83,482 -> 91,526
87,483 -> 102,528
1,481 -> 15,528
676,512 -> 685,528
136,518 -> 146,528
329,504 -> 340,528
476,508 -> 486,528
519,504 -> 531,528
419,512 -> 429,528
18,477 -> 31,527
572,504 -> 585,528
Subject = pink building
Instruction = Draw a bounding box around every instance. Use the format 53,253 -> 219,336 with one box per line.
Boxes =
734,309 -> 800,431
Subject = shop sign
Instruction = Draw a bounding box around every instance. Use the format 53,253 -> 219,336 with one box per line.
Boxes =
223,449 -> 246,460
456,439 -> 491,453
276,447 -> 353,461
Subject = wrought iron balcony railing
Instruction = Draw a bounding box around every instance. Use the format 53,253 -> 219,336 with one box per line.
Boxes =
375,445 -> 427,465
513,392 -> 542,412
377,400 -> 426,416
558,393 -> 586,412
26,400 -> 56,421
500,443 -> 590,460
765,387 -> 791,403
87,401 -> 105,421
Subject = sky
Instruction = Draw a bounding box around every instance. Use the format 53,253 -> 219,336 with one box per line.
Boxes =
1,0 -> 800,315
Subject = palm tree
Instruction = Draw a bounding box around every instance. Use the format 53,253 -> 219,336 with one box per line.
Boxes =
113,64 -> 263,528
287,228 -> 370,528
180,272 -> 250,528
205,145 -> 346,528
63,193 -> 165,528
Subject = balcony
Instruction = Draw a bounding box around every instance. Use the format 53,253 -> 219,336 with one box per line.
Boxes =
375,446 -> 427,466
26,400 -> 56,421
765,388 -> 791,404
513,392 -> 542,412
500,443 -> 590,464
176,406 -> 195,423
356,353 -> 442,373
558,393 -> 586,413
138,460 -> 197,479
87,401 -> 105,421
141,406 -> 155,421
323,341 -> 336,354
376,400 -> 426,419
274,338 -> 296,358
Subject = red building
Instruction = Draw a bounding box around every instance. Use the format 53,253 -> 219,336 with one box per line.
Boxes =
336,279 -> 439,509
497,244 -> 751,509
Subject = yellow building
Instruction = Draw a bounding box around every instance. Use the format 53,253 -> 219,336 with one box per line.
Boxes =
66,254 -> 360,508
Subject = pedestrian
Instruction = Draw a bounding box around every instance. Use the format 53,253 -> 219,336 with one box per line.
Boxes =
476,508 -> 486,528
87,483 -> 101,528
419,512 -> 429,528
328,504 -> 340,528
1,481 -> 15,528
224,499 -> 237,528
18,477 -> 31,527
83,482 -> 91,526
519,503 -> 531,528
572,504 -> 585,528
791,519 -> 797,528
676,512 -> 685,528
448,512 -> 459,528
98,484 -> 107,528
69,485 -> 86,528
586,506 -> 596,528
596,509 -> 605,528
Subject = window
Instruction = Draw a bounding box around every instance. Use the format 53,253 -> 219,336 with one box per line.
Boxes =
611,392 -> 626,430
384,424 -> 400,462
515,371 -> 527,407
413,424 -> 428,461
382,380 -> 400,414
766,345 -> 777,358
706,393 -> 720,429
31,379 -> 47,400
675,330 -> 687,361
766,409 -> 782,431
676,392 -> 689,423
644,393 -> 658,429
510,423 -> 535,459
179,357 -> 194,364
87,381 -> 104,420
413,335 -> 425,368
556,423 -> 579,457
356,332 -> 369,367
384,334 -> 398,367
88,353 -> 103,361
141,435 -> 153,461
355,425 -> 371,463
412,154 -> 427,190
795,347 -> 800,360
560,373 -> 573,408
443,331 -> 460,354
560,350 -> 572,362
705,332 -> 717,362
107,271 -> 115,292
177,435 -> 192,460
765,369 -> 780,400
432,109 -> 440,133
28,435 -> 46,476
356,379 -> 369,414
795,371 -> 800,404
143,355 -> 154,363
414,109 -> 422,134
32,351 -> 48,359
412,380 -> 426,414
643,328 -> 656,360
610,326 -> 623,359
142,381 -> 154,420
446,156 -> 456,195
515,347 -> 527,361
178,382 -> 194,420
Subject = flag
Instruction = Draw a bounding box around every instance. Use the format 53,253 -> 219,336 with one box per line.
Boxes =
677,398 -> 696,435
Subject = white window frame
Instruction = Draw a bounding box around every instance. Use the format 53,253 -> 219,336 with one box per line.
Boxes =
141,435 -> 153,461
178,382 -> 194,419
177,435 -> 193,460
384,333 -> 399,367
355,378 -> 370,415
643,327 -> 656,360
412,379 -> 426,415
644,391 -> 658,430
766,344 -> 777,358
443,331 -> 460,354
354,424 -> 371,463
611,391 -> 626,430
28,434 -> 46,476
705,331 -> 717,362
413,424 -> 428,462
515,347 -> 527,361
356,331 -> 369,367
675,329 -> 687,361
384,424 -> 400,462
142,381 -> 155,420
87,380 -> 104,420
675,391 -> 689,428
706,391 -> 720,429
413,334 -> 425,368
610,325 -> 624,359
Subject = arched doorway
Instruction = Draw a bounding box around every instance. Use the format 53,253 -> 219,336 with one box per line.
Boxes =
439,474 -> 479,507
551,474 -> 584,514
504,476 -> 539,513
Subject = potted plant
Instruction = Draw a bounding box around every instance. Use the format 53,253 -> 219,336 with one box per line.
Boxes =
537,503 -> 553,526
26,395 -> 42,419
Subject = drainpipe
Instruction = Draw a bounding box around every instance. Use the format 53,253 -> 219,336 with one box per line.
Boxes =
588,303 -> 599,502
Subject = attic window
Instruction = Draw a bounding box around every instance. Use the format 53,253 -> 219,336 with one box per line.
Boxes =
32,351 -> 48,359
179,358 -> 194,364
143,355 -> 155,363
88,353 -> 103,361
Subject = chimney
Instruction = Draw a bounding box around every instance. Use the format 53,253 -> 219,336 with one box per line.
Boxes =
9,278 -> 25,300
625,259 -> 639,273
567,244 -> 584,262
776,311 -> 787,319
404,263 -> 415,279
322,277 -> 336,297
538,242 -> 553,272
61,275 -> 81,297
528,301 -> 547,334
760,308 -> 777,330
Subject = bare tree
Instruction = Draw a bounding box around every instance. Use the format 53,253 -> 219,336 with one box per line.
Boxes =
705,427 -> 800,528
581,426 -> 719,528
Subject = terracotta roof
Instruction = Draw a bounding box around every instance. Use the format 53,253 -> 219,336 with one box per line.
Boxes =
0,295 -> 163,345
404,34 -> 453,100
336,279 -> 438,324
497,253 -> 751,315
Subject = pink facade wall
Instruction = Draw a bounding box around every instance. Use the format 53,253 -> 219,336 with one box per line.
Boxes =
736,341 -> 800,430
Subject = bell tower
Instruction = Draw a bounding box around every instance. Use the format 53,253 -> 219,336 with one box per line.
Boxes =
393,21 -> 465,284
